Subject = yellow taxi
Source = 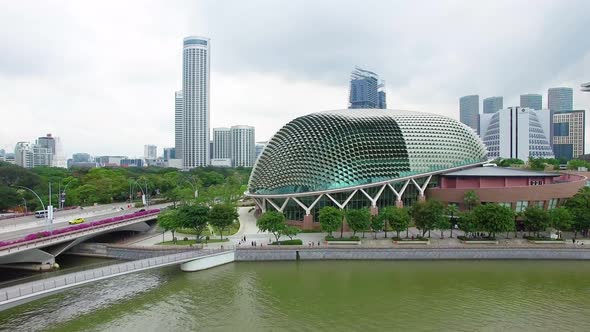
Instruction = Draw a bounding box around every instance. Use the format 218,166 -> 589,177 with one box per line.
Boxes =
69,217 -> 85,225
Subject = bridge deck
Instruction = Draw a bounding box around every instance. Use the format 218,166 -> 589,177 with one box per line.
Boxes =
0,248 -> 233,311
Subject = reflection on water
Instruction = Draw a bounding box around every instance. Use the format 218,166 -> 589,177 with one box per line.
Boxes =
1,261 -> 590,331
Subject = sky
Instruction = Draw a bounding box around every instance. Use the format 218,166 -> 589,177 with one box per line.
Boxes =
1,0 -> 589,158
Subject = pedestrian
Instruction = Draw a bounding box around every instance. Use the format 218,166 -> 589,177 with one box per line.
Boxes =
573,238 -> 576,244
317,241 -> 320,246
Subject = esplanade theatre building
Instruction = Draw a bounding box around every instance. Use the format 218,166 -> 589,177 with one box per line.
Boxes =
246,109 -> 586,230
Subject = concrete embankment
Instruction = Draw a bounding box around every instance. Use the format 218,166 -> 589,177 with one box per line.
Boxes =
67,243 -> 202,260
235,247 -> 590,261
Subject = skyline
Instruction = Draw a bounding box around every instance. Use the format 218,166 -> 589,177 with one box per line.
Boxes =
1,1 -> 589,158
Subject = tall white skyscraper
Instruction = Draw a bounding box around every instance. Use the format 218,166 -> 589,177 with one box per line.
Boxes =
144,145 -> 157,159
213,127 -> 231,159
230,125 -> 255,167
182,36 -> 210,168
175,90 -> 183,161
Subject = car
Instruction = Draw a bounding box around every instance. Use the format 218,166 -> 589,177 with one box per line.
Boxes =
138,209 -> 145,212
69,218 -> 85,225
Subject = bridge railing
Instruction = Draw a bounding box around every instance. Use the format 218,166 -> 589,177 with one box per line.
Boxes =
0,210 -> 161,253
0,248 -> 229,304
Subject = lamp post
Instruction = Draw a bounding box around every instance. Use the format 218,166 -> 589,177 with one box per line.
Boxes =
11,185 -> 47,225
131,180 -> 148,207
58,179 -> 73,209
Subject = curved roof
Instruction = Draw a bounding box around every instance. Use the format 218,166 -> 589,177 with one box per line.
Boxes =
248,109 -> 488,195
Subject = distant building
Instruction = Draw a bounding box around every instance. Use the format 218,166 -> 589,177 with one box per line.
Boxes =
3,153 -> 15,165
163,147 -> 176,160
548,87 -> 573,112
552,110 -> 585,160
95,156 -> 126,167
210,158 -> 232,167
166,159 -> 183,169
14,142 -> 33,168
483,96 -> 503,114
0,149 -> 5,162
144,145 -> 157,160
175,90 -> 183,161
348,67 -> 386,109
255,141 -> 267,161
459,95 -> 479,134
230,125 -> 255,167
520,94 -> 542,110
213,128 -> 231,159
72,153 -> 91,163
36,133 -> 66,168
121,158 -> 144,167
182,36 -> 210,168
480,107 -> 554,160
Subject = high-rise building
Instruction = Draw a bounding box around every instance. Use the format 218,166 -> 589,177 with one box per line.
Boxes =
483,96 -> 503,114
480,107 -> 554,160
72,153 -> 91,163
174,90 -> 183,161
182,36 -> 210,169
582,82 -> 590,92
552,110 -> 585,160
255,141 -> 267,161
230,125 -> 255,167
36,133 -> 66,168
14,142 -> 33,168
520,94 -> 542,110
548,87 -> 573,112
348,67 -> 386,109
144,145 -> 157,159
459,95 -> 479,134
163,147 -> 176,160
213,128 -> 231,159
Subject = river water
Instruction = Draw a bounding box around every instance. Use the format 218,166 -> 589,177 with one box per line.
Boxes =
1,260 -> 590,331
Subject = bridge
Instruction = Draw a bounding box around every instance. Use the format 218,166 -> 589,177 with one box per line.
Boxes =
0,248 -> 235,311
0,209 -> 164,270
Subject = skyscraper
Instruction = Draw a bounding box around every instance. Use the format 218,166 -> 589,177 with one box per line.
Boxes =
163,147 -> 176,160
520,94 -> 542,110
36,133 -> 66,168
144,145 -> 157,159
182,36 -> 210,169
483,96 -> 503,114
213,127 -> 231,159
175,90 -> 183,161
230,125 -> 255,167
459,95 -> 479,134
552,110 -> 585,160
348,67 -> 386,109
548,87 -> 573,112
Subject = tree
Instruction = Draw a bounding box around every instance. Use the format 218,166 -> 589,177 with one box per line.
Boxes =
523,205 -> 550,237
435,215 -> 451,239
158,209 -> 181,243
178,204 -> 210,242
257,211 -> 286,242
498,158 -> 525,167
208,204 -> 238,240
528,157 -> 546,171
463,190 -> 480,211
370,214 -> 384,239
473,204 -> 514,238
457,211 -> 478,238
381,207 -> 410,239
346,208 -> 371,237
318,206 -> 342,236
411,200 -> 444,237
283,226 -> 299,240
549,207 -> 573,238
445,204 -> 459,238
567,159 -> 589,170
565,187 -> 590,239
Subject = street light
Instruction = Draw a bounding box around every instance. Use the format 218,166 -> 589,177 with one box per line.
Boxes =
11,185 -> 47,225
58,179 -> 74,209
131,179 -> 149,207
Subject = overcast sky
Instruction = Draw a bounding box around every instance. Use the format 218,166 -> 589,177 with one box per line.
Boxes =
1,0 -> 589,158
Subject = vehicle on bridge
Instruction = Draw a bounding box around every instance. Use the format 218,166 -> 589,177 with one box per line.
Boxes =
68,218 -> 85,225
34,210 -> 47,218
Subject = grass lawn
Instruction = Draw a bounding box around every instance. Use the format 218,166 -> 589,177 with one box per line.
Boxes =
157,238 -> 229,245
176,221 -> 240,237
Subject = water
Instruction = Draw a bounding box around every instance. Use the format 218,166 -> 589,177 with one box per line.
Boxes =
1,261 -> 590,331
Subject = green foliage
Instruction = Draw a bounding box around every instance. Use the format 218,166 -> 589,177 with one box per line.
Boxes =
283,226 -> 300,240
178,204 -> 210,241
567,159 -> 590,170
565,187 -> 590,238
457,211 -> 478,237
463,190 -> 480,211
411,200 -> 444,237
345,208 -> 371,236
325,235 -> 360,241
270,239 -> 303,245
208,204 -> 239,240
370,214 -> 384,239
318,206 -> 342,235
473,204 -> 514,237
257,211 -> 287,242
380,207 -> 410,238
549,207 -> 573,234
528,157 -> 546,171
498,158 -> 525,167
523,206 -> 550,237
158,209 -> 181,243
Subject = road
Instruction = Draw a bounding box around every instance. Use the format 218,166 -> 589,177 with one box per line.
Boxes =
0,203 -> 170,242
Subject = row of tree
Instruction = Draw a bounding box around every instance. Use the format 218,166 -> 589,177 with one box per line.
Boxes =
157,203 -> 239,242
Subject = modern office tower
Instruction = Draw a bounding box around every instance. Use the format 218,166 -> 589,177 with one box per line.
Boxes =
548,87 -> 573,112
230,125 -> 255,167
36,133 -> 66,168
163,147 -> 176,160
255,141 -> 267,161
72,153 -> 91,163
14,142 -> 33,168
174,90 -> 183,160
552,110 -> 585,160
213,128 -> 231,159
480,107 -> 554,160
459,95 -> 479,134
483,96 -> 503,114
182,36 -> 210,168
144,145 -> 157,159
95,156 -> 127,167
349,67 -> 386,109
520,94 -> 542,110
582,82 -> 590,92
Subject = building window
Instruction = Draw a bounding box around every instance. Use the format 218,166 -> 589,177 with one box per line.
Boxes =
515,201 -> 528,213
536,201 -> 544,208
498,202 -> 511,208
548,199 -> 558,210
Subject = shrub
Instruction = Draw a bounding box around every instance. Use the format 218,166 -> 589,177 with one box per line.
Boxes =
270,239 -> 303,245
523,235 -> 562,241
183,237 -> 189,241
325,235 -> 360,241
458,235 -> 496,241
392,236 -> 428,241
